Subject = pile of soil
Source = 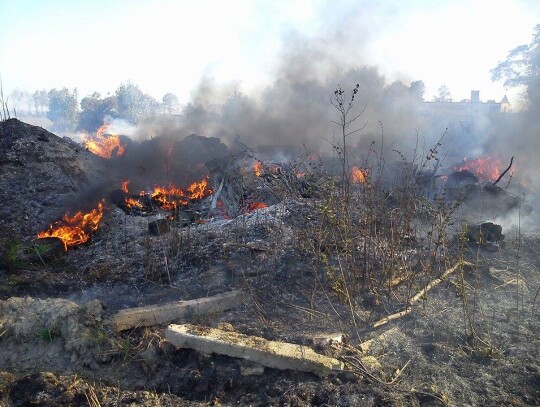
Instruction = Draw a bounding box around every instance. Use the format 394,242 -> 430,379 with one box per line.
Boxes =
0,119 -> 109,237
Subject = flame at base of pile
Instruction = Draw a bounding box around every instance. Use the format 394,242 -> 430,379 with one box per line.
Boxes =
121,178 -> 214,213
37,200 -> 105,251
452,156 -> 506,183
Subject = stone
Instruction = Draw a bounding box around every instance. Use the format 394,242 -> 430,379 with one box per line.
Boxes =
110,290 -> 249,332
312,332 -> 345,347
165,323 -> 344,377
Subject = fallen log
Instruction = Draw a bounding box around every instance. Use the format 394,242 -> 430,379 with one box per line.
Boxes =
373,261 -> 473,328
110,290 -> 249,332
165,323 -> 344,377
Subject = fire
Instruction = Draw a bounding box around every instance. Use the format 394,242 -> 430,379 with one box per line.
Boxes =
247,202 -> 268,211
84,124 -> 126,159
125,197 -> 144,209
151,185 -> 187,210
452,156 -> 504,182
187,178 -> 210,200
37,200 -> 105,251
121,180 -> 130,194
122,178 -> 214,211
351,166 -> 368,183
253,162 -> 263,177
216,200 -> 232,220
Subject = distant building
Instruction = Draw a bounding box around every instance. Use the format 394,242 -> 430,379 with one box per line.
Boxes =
500,95 -> 511,113
422,90 -> 505,120
421,90 -> 508,156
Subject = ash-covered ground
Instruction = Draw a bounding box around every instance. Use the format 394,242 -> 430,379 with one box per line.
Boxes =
0,119 -> 539,406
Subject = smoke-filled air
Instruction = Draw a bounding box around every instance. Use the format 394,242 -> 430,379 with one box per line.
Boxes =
1,1 -> 540,405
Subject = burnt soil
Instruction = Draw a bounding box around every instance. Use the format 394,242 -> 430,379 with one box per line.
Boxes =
0,119 -> 539,406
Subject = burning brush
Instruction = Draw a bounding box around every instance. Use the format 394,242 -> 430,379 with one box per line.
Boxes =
37,200 -> 105,251
351,166 -> 369,184
118,178 -> 214,215
451,156 -> 506,183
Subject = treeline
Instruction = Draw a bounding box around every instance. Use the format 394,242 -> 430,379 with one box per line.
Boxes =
7,82 -> 179,132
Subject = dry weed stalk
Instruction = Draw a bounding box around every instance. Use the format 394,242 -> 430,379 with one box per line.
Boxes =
373,260 -> 473,328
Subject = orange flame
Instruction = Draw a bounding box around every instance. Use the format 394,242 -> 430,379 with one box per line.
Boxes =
187,178 -> 210,200
216,200 -> 232,220
37,200 -> 105,251
453,156 -> 504,182
247,202 -> 268,211
84,124 -> 126,158
150,179 -> 213,210
121,180 -> 130,194
351,166 -> 368,183
151,185 -> 186,210
125,197 -> 144,209
253,162 -> 263,177
120,178 -> 214,211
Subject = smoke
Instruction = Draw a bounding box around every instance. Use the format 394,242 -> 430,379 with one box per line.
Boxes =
105,116 -> 137,137
482,109 -> 540,220
132,30 -> 431,168
107,20 -> 540,230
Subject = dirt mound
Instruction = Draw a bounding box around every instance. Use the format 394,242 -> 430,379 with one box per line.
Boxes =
0,119 -> 110,238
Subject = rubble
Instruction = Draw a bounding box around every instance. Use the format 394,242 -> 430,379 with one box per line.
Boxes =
165,323 -> 345,376
110,290 -> 249,332
312,332 -> 345,347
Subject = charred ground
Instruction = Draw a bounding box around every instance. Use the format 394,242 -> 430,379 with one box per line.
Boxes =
0,119 -> 538,406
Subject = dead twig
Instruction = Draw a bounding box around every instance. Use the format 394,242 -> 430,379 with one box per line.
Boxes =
411,390 -> 446,404
337,342 -> 410,385
531,284 -> 540,315
223,242 -> 269,251
373,261 -> 473,328
342,354 -> 410,385
84,385 -> 102,407
492,156 -> 514,186
389,273 -> 413,289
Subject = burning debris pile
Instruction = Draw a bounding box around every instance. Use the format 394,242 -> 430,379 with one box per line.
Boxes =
1,116 -> 531,258
113,178 -> 213,215
0,120 -> 290,254
1,119 -> 539,405
37,199 -> 105,250
445,155 -> 532,216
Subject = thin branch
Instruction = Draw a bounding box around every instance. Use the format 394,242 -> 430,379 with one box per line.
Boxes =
492,156 -> 514,186
373,261 -> 473,328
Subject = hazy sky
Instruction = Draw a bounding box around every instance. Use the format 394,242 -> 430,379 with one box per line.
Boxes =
1,0 -> 539,104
